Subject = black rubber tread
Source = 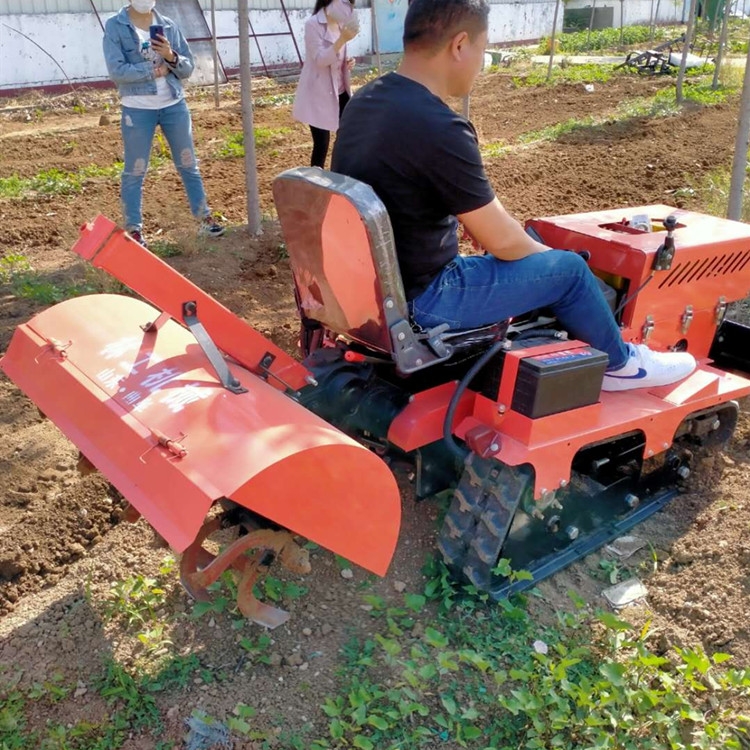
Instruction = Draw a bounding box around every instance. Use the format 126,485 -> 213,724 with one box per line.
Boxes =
437,455 -> 529,590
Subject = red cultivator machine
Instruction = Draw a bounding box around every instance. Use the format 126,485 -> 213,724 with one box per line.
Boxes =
3,167 -> 750,626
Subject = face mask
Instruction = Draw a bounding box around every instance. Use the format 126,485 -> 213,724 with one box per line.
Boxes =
131,0 -> 156,13
326,0 -> 353,25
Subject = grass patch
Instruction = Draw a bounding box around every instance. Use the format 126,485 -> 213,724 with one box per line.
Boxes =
304,569 -> 750,750
0,254 -> 107,304
0,164 -> 120,199
513,62 -> 619,87
540,24 -> 668,54
482,79 -> 737,160
217,126 -> 293,158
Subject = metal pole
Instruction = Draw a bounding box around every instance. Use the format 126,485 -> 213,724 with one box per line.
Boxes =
238,0 -> 262,235
648,0 -> 656,41
371,0 -> 381,75
462,95 -> 470,119
676,0 -> 699,104
546,0 -> 561,82
210,0 -> 220,109
712,0 -> 732,89
619,0 -> 624,46
586,0 -> 597,50
728,32 -> 750,221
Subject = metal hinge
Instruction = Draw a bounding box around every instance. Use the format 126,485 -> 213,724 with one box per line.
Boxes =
642,315 -> 655,342
715,296 -> 728,325
680,305 -> 693,334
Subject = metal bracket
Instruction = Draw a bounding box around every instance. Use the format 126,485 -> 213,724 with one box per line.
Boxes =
680,305 -> 693,334
181,300 -> 247,395
642,315 -> 655,341
715,296 -> 728,326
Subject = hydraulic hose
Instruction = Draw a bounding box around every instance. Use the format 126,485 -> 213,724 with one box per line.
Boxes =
443,339 -> 507,461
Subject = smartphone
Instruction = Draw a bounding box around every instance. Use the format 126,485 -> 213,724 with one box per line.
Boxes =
149,24 -> 165,41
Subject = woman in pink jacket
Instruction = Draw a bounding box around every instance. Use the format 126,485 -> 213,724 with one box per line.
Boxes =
293,0 -> 359,168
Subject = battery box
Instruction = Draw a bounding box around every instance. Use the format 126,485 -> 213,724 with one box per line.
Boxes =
511,346 -> 608,418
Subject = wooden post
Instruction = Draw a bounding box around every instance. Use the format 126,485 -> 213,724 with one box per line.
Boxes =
238,0 -> 262,235
728,32 -> 750,221
546,0 -> 561,82
676,0 -> 699,104
712,0 -> 733,89
210,0 -> 220,109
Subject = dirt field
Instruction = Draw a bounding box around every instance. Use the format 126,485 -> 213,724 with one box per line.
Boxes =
1,67 -> 750,746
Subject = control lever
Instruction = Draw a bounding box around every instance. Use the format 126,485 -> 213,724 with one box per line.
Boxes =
653,215 -> 677,271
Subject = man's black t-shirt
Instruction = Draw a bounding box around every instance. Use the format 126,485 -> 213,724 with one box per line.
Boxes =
331,72 -> 495,301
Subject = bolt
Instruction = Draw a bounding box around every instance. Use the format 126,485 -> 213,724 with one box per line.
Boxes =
711,419 -> 721,431
565,525 -> 579,541
397,332 -> 406,341
539,488 -> 548,497
677,465 -> 690,479
407,472 -> 416,482
489,442 -> 500,452
531,508 -> 544,520
304,375 -> 318,387
624,493 -> 640,509
385,299 -> 394,309
647,449 -> 654,457
497,404 -> 507,414
415,358 -> 423,366
662,442 -> 670,450
559,478 -> 568,488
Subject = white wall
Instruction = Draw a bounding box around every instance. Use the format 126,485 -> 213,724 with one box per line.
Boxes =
0,0 -> 725,92
564,0 -> 684,26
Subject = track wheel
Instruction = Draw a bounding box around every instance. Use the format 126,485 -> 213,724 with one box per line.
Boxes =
437,455 -> 532,592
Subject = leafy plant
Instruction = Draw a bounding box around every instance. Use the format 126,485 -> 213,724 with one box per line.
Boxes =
103,573 -> 169,626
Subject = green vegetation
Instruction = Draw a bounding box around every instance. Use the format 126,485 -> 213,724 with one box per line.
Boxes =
482,79 -> 738,160
3,557 -> 749,749
0,165 -> 119,199
0,253 -> 104,304
540,24 -> 669,54
514,62 -> 620,87
217,126 -> 293,158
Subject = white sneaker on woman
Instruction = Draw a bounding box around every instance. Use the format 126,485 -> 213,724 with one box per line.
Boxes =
602,343 -> 696,392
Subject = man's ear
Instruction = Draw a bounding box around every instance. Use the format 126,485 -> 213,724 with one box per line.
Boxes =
449,30 -> 469,61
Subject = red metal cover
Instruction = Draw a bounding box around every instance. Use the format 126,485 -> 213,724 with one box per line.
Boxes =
1,294 -> 401,575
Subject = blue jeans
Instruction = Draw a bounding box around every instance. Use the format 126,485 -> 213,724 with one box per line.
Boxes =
410,251 -> 630,370
120,99 -> 210,232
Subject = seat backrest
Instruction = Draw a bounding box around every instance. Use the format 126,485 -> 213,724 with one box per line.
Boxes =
273,167 -> 409,354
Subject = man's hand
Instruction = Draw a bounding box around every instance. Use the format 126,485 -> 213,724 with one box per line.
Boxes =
458,197 -> 549,261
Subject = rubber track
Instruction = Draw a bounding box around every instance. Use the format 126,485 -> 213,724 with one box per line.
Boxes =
437,455 -> 529,591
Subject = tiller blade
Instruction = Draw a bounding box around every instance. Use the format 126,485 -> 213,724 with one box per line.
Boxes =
0,218 -> 401,624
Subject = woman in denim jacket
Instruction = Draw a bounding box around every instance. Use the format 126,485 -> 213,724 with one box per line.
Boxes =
103,1 -> 224,246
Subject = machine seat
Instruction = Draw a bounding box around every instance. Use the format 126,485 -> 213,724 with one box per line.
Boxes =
273,167 -> 507,374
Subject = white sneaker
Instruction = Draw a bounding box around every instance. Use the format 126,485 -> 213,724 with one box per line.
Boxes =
602,343 -> 696,392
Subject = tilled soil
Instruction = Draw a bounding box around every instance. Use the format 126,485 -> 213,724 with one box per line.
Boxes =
1,70 -> 750,743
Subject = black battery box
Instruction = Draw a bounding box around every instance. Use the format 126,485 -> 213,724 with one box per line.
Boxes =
511,346 -> 608,418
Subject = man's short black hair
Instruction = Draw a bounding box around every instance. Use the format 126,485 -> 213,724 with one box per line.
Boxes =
403,0 -> 489,52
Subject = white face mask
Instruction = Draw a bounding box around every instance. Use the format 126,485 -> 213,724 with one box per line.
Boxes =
326,0 -> 353,25
131,0 -> 156,13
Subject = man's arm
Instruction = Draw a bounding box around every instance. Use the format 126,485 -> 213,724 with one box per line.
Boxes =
458,197 -> 549,261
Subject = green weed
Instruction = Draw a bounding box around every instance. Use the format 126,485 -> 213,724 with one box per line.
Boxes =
149,239 -> 183,259
217,126 -> 293,157
542,25 -> 668,54
513,62 -> 619,87
0,163 -> 122,200
103,570 -> 170,627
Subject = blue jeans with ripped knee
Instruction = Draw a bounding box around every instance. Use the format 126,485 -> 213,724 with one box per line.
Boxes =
409,251 -> 630,370
120,99 -> 210,232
